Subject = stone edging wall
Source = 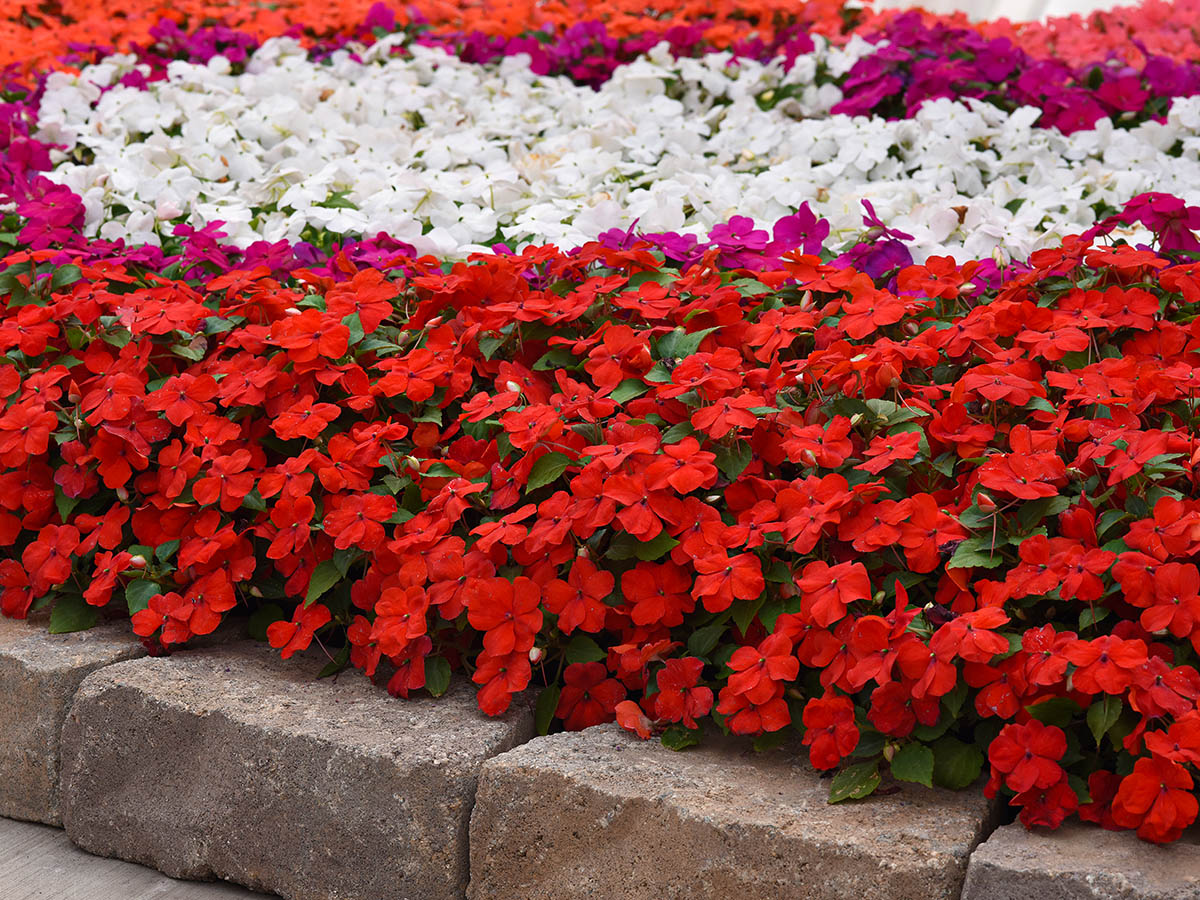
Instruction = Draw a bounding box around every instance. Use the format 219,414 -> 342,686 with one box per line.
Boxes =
2,616 -> 1198,900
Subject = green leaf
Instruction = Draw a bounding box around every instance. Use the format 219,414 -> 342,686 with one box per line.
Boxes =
731,594 -> 766,637
864,398 -> 929,426
50,264 -> 82,290
714,441 -> 752,481
660,725 -> 703,751
535,683 -> 561,735
1086,695 -> 1124,747
828,762 -> 881,803
660,422 -> 695,444
1017,495 -> 1071,532
634,531 -> 679,562
753,730 -> 788,753
423,462 -> 460,479
1079,606 -> 1111,631
317,644 -> 351,679
526,452 -> 572,492
931,736 -> 984,790
946,536 -> 1007,570
687,615 -> 729,657
565,634 -> 606,664
655,326 -> 720,361
424,656 -> 452,697
1025,697 -> 1081,729
533,347 -> 577,371
610,379 -> 648,404
304,560 -> 341,607
332,548 -> 361,578
241,489 -> 267,512
931,452 -> 957,478
49,596 -> 98,634
247,603 -> 286,641
477,334 -> 505,360
124,579 -> 161,616
54,486 -> 80,523
155,540 -> 180,563
890,743 -> 934,788
342,312 -> 365,346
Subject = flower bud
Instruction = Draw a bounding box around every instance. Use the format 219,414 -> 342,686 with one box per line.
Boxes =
976,492 -> 997,513
284,306 -> 302,316
249,586 -> 263,598
883,742 -> 897,763
849,413 -> 864,426
528,646 -> 545,664
128,555 -> 147,569
505,380 -> 523,394
115,486 -> 129,501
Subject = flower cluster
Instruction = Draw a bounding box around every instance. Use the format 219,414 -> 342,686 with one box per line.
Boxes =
3,185 -> 1200,843
23,32 -> 1200,264
9,0 -> 1200,851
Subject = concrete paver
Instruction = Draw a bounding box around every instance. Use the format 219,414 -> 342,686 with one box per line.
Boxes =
0,817 -> 268,899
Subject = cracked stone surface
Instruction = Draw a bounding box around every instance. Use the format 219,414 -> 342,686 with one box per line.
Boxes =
0,615 -> 145,825
60,642 -> 534,900
961,821 -> 1200,900
468,724 -> 999,900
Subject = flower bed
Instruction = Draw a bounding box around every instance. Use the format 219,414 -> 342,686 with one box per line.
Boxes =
4,0 -> 1200,849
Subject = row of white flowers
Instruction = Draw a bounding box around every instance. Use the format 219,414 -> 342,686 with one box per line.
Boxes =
33,33 -> 1200,261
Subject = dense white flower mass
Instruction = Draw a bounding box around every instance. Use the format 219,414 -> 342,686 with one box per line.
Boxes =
34,34 -> 1200,261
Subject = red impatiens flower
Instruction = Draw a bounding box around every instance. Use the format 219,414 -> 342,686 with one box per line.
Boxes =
543,557 -> 613,634
131,591 -> 192,645
796,560 -> 871,627
83,550 -> 133,607
473,650 -> 532,716
801,694 -> 860,770
855,430 -> 921,474
1064,635 -> 1149,694
267,601 -> 332,660
929,607 -> 1010,664
192,449 -> 256,512
272,395 -> 342,440
322,491 -> 396,551
986,720 -> 1067,796
716,682 -> 791,736
653,657 -> 713,728
467,575 -> 543,656
621,560 -> 693,628
1012,776 -> 1078,830
615,699 -> 653,738
1111,757 -> 1199,844
726,632 -> 799,704
555,662 -> 627,730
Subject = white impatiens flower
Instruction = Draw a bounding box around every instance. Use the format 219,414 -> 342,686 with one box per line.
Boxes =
34,34 -> 1200,263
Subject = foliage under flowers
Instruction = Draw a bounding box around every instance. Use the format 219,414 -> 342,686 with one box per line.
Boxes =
4,191 -> 1200,844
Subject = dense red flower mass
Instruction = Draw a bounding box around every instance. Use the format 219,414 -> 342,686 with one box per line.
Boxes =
3,77 -> 1200,843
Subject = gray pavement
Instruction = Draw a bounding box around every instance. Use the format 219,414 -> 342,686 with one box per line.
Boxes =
0,817 -> 269,899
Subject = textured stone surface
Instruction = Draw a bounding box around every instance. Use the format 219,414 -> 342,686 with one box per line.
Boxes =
0,816 -> 269,899
961,821 -> 1200,900
0,615 -> 145,825
468,724 -> 998,900
60,642 -> 534,900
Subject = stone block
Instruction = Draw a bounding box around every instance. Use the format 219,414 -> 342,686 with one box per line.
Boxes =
0,614 -> 145,825
59,643 -> 535,900
961,821 -> 1200,900
468,724 -> 998,900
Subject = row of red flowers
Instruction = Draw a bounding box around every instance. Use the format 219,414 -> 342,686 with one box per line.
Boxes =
6,0 -> 1200,79
3,192 -> 1200,841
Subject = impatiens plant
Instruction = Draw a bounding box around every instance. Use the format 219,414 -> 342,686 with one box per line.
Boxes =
9,0 -> 1200,851
3,185 -> 1200,844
